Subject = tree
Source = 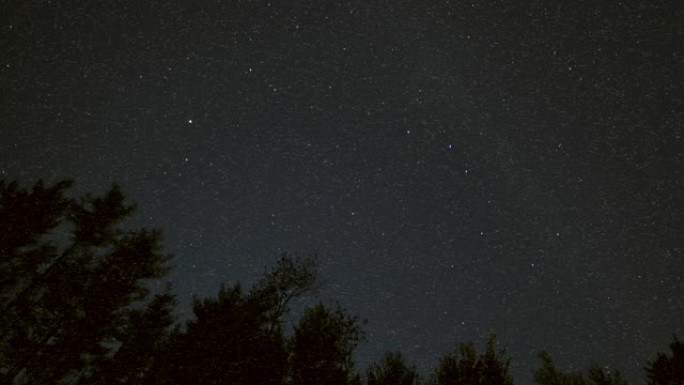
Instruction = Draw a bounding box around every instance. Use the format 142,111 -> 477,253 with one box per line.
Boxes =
147,253 -> 318,385
366,351 -> 420,385
290,303 -> 365,385
587,365 -> 627,385
250,252 -> 318,334
433,334 -> 513,385
533,351 -> 586,385
646,336 -> 684,385
147,283 -> 288,385
533,351 -> 627,385
89,287 -> 177,385
0,179 -> 172,384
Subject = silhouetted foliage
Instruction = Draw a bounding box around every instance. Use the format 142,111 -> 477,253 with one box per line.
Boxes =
534,351 -> 587,385
366,351 -> 420,385
646,336 -> 684,385
147,284 -> 287,385
89,288 -> 177,385
432,334 -> 512,385
251,253 -> 319,334
533,351 -> 627,385
290,303 -> 365,385
0,179 -> 171,385
4,177 -> 682,385
587,365 -> 628,385
146,253 -> 318,385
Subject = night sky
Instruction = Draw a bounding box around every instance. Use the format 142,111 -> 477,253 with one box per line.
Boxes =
1,1 -> 683,383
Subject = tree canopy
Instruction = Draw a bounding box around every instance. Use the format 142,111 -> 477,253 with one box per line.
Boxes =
146,253 -> 319,385
290,302 -> 365,385
533,351 -> 627,385
432,334 -> 513,385
366,351 -> 419,385
1,178 -> 681,385
0,179 -> 172,384
646,336 -> 684,385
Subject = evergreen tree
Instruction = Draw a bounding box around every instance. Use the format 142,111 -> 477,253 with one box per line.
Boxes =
290,303 -> 365,385
533,351 -> 586,385
433,334 -> 513,385
89,288 -> 177,385
646,336 -> 684,385
147,253 -> 317,385
366,351 -> 420,385
148,283 -> 287,385
587,365 -> 628,385
0,179 -> 171,384
533,351 -> 627,385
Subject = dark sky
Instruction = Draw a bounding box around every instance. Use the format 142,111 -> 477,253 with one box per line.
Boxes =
1,1 -> 683,383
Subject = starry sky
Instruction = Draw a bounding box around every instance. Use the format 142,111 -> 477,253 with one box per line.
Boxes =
1,1 -> 683,383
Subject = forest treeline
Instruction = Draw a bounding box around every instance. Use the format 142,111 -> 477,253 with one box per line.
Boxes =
1,179 -> 682,385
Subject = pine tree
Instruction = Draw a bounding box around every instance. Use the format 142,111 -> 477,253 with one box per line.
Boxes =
433,334 -> 513,385
646,336 -> 684,385
290,303 -> 365,385
147,253 -> 317,385
0,179 -> 172,384
366,351 -> 420,385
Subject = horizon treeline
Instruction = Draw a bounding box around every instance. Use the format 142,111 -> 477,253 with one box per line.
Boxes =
0,179 -> 681,385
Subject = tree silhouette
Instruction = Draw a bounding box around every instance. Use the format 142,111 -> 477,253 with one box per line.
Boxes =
432,334 -> 513,385
533,351 -> 627,385
8,177 -> 673,385
147,283 -> 287,385
0,179 -> 171,384
366,351 -> 420,385
533,351 -> 587,385
587,365 -> 628,385
89,287 -> 177,385
250,253 -> 318,334
146,253 -> 317,385
290,303 -> 365,385
646,336 -> 684,385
